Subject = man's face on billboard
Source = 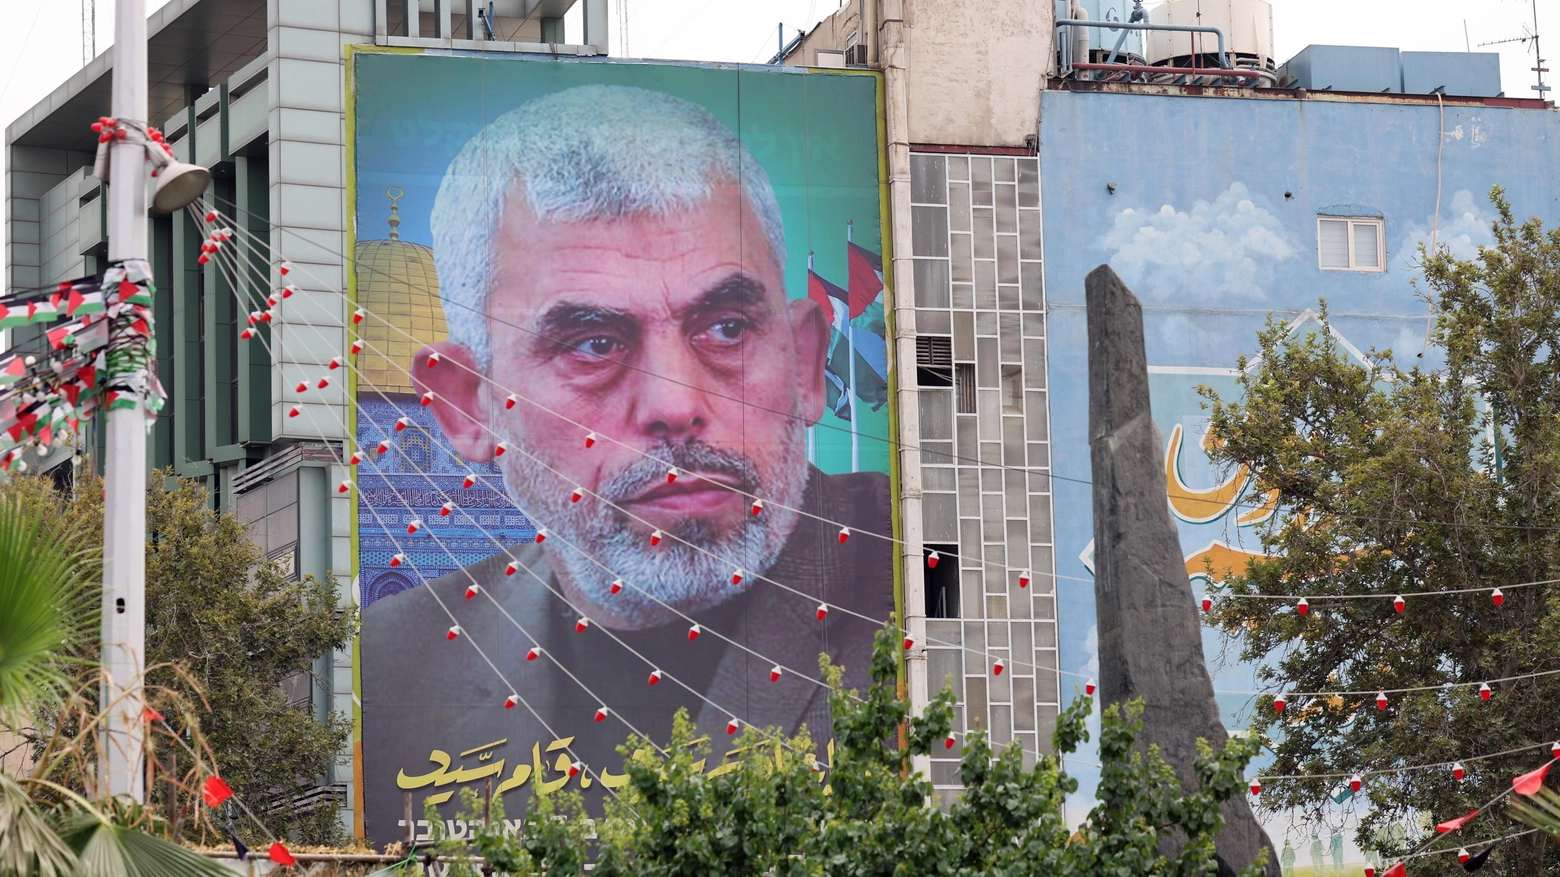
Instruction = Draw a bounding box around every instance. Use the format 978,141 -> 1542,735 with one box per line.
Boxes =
421,182 -> 829,628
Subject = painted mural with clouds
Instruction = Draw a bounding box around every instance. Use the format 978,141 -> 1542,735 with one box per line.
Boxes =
1102,182 -> 1298,303
1038,89 -> 1560,862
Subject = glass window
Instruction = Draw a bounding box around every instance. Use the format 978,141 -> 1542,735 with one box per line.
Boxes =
1318,219 -> 1350,268
1318,217 -> 1385,271
1353,222 -> 1381,268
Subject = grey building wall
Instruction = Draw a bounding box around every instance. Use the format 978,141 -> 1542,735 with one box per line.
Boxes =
907,150 -> 1060,801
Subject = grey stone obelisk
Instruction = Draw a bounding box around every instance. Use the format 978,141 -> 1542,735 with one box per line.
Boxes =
1087,265 -> 1279,877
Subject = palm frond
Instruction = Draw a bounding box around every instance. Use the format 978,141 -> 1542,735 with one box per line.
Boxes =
0,771 -> 77,877
1508,786 -> 1560,838
56,809 -> 239,877
0,491 -> 97,720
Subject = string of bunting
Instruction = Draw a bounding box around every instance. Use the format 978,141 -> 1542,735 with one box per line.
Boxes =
198,187 -> 1560,550
1356,756 -> 1556,876
341,317 -> 1560,705
193,205 -> 1560,877
142,703 -> 297,864
189,192 -> 1560,701
0,262 -> 169,471
198,204 -> 1560,877
196,214 -> 661,803
199,217 -> 963,776
263,212 -> 1560,626
204,202 -> 1560,798
193,202 -> 1560,773
0,274 -> 102,307
193,204 -> 1051,766
1250,740 -> 1560,786
1199,581 -> 1544,612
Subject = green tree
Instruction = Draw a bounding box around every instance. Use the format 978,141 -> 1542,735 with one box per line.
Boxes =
141,475 -> 357,846
0,472 -> 357,846
1199,189 -> 1560,874
430,625 -> 1266,876
0,489 -> 234,877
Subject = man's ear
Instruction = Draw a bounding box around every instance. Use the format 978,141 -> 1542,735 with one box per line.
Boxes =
412,341 -> 493,462
788,296 -> 831,425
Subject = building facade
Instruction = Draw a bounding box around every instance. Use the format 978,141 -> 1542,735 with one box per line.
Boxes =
5,0 -> 1557,858
4,0 -> 611,838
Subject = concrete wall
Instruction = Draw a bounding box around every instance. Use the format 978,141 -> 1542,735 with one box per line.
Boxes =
1039,86 -> 1560,853
6,147 -> 93,293
788,4 -> 863,68
904,0 -> 1052,147
265,0 -> 368,448
788,0 -> 1054,148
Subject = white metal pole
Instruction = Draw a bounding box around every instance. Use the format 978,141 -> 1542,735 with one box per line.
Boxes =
102,0 -> 148,803
879,0 -> 930,779
846,222 -> 859,472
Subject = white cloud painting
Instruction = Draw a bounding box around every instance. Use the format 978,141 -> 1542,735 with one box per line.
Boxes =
1101,183 -> 1298,303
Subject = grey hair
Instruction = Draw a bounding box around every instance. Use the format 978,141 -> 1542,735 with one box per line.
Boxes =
430,84 -> 788,368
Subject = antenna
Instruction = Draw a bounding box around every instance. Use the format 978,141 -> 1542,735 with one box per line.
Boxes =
1477,1 -> 1548,95
1533,0 -> 1550,95
617,0 -> 630,56
81,0 -> 95,66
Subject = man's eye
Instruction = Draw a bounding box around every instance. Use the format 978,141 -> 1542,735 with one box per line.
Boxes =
702,319 -> 746,345
571,336 -> 621,358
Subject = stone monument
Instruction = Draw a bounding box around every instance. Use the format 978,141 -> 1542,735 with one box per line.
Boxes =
1087,264 -> 1280,877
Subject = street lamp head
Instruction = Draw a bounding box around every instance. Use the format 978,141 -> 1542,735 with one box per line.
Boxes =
151,160 -> 211,213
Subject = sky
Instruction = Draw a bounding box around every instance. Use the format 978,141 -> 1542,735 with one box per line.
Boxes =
1,0 -> 1555,288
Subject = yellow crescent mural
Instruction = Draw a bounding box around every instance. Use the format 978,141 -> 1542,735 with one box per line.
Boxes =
1165,423 -> 1253,524
1185,540 -> 1269,587
1235,489 -> 1280,526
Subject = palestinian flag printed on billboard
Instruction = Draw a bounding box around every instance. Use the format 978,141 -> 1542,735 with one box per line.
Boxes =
807,225 -> 889,462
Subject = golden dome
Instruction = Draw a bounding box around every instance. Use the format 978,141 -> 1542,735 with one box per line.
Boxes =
354,186 -> 446,395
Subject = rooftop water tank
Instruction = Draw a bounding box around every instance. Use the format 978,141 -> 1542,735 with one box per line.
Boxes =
1280,45 -> 1401,92
1145,0 -> 1274,70
1401,51 -> 1502,96
1055,0 -> 1146,60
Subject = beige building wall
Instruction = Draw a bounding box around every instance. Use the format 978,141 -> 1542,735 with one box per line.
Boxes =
904,0 -> 1053,147
788,5 -> 863,68
787,0 -> 1054,148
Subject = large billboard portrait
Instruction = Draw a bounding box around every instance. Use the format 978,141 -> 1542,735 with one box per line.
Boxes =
348,51 -> 891,843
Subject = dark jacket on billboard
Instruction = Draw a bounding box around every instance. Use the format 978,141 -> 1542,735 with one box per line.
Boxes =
359,466 -> 893,842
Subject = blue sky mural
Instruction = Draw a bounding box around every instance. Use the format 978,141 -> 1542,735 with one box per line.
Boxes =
1039,89 -> 1560,862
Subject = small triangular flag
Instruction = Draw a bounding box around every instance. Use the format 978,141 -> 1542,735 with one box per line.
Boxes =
201,776 -> 233,808
1513,761 -> 1551,795
1463,842 -> 1498,871
268,842 -> 296,866
1435,809 -> 1479,833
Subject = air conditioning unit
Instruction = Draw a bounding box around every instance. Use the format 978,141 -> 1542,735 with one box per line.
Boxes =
845,44 -> 869,66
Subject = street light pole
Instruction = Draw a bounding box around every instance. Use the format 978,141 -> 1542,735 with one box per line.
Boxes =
101,0 -> 148,802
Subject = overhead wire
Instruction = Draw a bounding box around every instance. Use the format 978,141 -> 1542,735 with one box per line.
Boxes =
198,203 -> 1022,782
191,192 -> 1560,534
189,196 -> 1560,807
194,198 -> 1560,760
196,208 -> 655,809
334,293 -> 1560,696
195,202 -> 1082,770
330,321 -> 1560,778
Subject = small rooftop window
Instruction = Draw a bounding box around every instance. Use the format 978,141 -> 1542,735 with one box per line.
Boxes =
1318,217 -> 1384,272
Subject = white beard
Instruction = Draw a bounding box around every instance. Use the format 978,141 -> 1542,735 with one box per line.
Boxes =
494,421 -> 810,629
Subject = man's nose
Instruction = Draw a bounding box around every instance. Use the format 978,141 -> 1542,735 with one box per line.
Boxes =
630,338 -> 713,442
